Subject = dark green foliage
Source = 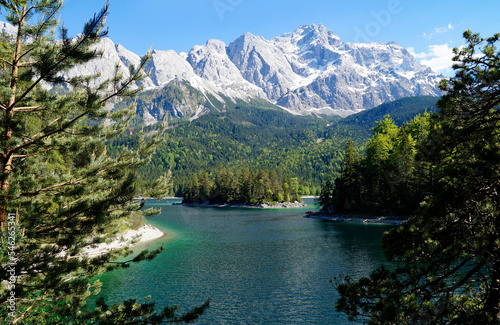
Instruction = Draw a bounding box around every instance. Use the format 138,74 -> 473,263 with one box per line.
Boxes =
110,96 -> 437,197
0,1 -> 206,323
182,166 -> 302,205
321,112 -> 435,215
88,296 -> 209,324
318,176 -> 334,213
109,101 -> 338,196
334,31 -> 500,324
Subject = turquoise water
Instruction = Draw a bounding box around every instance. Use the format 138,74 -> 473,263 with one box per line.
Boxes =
91,198 -> 392,324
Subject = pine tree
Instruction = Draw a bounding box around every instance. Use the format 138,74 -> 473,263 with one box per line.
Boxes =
334,138 -> 360,211
365,115 -> 398,209
0,1 -> 207,323
269,169 -> 282,203
318,176 -> 334,213
289,177 -> 301,202
335,30 -> 500,324
238,164 -> 250,203
197,172 -> 210,203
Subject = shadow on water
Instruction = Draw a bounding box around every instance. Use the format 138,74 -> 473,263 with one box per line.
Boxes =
313,220 -> 392,275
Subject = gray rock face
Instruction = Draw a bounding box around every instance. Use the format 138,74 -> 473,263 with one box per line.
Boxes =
187,39 -> 267,100
1,21 -> 443,121
227,25 -> 442,115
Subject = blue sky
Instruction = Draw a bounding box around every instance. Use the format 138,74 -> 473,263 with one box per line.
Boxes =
14,1 -> 500,75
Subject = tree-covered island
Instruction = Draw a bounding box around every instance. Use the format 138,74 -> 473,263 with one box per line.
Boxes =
182,166 -> 306,207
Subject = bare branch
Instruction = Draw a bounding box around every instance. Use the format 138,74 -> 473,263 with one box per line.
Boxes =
18,61 -> 37,68
12,105 -> 41,113
0,57 -> 13,67
12,148 -> 53,159
12,305 -> 34,325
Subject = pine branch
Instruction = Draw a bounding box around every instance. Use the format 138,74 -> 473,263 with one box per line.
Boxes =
99,48 -> 151,104
22,177 -> 85,197
12,305 -> 34,325
31,1 -> 63,41
12,111 -> 86,153
35,209 -> 87,234
17,61 -> 37,67
35,178 -> 133,234
9,2 -> 110,110
0,56 -> 14,67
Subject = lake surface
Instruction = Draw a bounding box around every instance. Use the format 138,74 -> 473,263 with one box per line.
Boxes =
91,198 -> 392,324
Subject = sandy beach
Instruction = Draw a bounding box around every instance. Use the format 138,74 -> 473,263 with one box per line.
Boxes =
81,224 -> 165,257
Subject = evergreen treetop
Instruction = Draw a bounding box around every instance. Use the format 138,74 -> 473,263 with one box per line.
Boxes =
334,30 -> 500,324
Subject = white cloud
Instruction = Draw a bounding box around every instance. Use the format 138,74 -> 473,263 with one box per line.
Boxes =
408,43 -> 457,76
434,24 -> 454,34
407,47 -> 426,59
422,23 -> 454,39
422,32 -> 432,39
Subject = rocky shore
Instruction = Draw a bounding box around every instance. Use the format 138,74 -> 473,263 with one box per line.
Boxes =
305,214 -> 406,225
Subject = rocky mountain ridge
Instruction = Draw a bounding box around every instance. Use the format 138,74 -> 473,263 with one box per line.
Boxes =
1,21 -> 443,122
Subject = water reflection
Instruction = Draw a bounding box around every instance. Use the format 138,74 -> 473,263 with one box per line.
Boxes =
90,201 -> 390,324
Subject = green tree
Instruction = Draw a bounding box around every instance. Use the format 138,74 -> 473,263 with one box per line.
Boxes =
269,169 -> 282,203
318,176 -> 334,213
238,164 -> 251,203
198,172 -> 212,203
289,177 -> 301,202
183,174 -> 199,203
389,124 -> 417,208
335,31 -> 500,324
333,138 -> 362,211
365,115 -> 398,208
0,1 -> 207,323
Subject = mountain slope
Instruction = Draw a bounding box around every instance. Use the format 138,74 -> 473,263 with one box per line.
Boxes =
340,96 -> 439,130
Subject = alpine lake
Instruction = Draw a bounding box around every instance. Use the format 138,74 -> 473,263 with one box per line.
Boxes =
89,198 -> 393,324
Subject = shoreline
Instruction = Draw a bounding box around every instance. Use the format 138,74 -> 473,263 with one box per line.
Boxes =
81,224 -> 165,257
176,201 -> 308,209
305,213 -> 406,225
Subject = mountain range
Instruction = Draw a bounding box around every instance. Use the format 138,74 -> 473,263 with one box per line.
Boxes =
1,21 -> 443,122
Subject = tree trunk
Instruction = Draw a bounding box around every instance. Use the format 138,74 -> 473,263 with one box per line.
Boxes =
0,5 -> 25,228
484,259 -> 500,322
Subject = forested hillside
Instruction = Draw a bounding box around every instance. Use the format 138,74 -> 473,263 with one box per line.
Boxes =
108,96 -> 439,196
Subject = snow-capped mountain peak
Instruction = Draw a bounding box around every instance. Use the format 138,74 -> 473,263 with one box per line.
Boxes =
1,20 -> 443,122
